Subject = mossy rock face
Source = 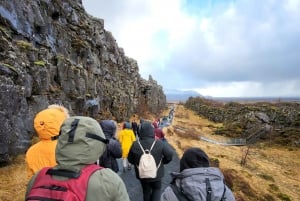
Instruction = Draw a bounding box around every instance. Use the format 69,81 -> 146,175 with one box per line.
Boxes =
185,97 -> 300,146
0,0 -> 167,163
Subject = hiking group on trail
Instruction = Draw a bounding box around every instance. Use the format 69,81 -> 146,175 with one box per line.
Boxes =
24,104 -> 235,201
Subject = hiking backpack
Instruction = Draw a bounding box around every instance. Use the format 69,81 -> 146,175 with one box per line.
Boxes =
26,164 -> 102,201
170,178 -> 227,201
137,140 -> 161,178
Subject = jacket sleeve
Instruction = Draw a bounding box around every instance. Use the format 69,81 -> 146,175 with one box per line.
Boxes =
127,142 -> 138,165
224,185 -> 236,201
86,169 -> 130,201
162,143 -> 173,164
109,139 -> 122,158
160,186 -> 179,201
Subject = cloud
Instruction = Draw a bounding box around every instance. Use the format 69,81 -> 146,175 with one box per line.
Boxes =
82,0 -> 300,97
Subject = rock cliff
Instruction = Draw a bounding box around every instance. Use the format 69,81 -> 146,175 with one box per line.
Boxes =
185,97 -> 300,147
0,0 -> 166,162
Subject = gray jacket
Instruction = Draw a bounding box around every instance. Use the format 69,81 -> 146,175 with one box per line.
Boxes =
160,167 -> 235,201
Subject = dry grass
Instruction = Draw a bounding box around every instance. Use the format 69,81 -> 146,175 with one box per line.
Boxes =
1,104 -> 299,201
164,105 -> 300,201
0,155 -> 27,201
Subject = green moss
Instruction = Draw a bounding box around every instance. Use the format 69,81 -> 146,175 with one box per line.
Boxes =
269,184 -> 279,192
277,193 -> 291,201
16,40 -> 33,50
2,63 -> 17,73
71,38 -> 88,48
258,173 -> 275,182
0,26 -> 11,38
34,60 -> 46,66
56,54 -> 65,61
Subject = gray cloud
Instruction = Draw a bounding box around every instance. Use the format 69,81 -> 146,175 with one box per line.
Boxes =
83,0 -> 300,97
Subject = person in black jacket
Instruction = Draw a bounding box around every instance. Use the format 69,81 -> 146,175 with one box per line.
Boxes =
98,119 -> 122,173
131,119 -> 139,137
128,121 -> 173,201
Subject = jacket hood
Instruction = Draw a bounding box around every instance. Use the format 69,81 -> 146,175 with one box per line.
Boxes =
173,167 -> 224,179
153,122 -> 159,128
124,122 -> 131,129
56,116 -> 107,171
99,120 -> 116,139
34,104 -> 69,140
139,121 -> 155,139
180,147 -> 210,171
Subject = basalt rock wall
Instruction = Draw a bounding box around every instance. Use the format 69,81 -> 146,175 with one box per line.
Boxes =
0,0 -> 166,162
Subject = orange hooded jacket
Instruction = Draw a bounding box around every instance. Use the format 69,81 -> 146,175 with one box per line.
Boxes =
25,104 -> 69,178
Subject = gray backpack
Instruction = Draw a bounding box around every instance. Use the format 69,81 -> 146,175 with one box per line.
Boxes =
170,178 -> 227,201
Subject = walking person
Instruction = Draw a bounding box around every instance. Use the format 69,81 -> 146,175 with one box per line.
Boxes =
118,121 -> 136,172
98,119 -> 122,173
153,121 -> 166,141
25,116 -> 130,201
128,121 -> 173,201
160,147 -> 235,201
25,104 -> 69,178
131,119 -> 139,138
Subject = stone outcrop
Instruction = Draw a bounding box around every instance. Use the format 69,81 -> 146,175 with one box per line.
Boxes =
185,97 -> 300,147
0,0 -> 166,162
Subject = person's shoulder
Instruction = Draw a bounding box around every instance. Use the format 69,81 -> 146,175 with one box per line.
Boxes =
90,168 -> 122,182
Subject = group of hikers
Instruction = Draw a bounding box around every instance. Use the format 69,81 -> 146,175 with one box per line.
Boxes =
24,104 -> 235,201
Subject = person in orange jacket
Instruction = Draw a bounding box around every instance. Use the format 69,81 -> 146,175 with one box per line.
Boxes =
118,121 -> 136,172
25,104 -> 69,178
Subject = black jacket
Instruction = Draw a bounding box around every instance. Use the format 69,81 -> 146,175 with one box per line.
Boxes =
99,120 -> 122,172
128,122 -> 173,181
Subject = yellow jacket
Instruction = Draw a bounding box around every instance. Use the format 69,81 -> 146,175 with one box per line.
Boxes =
25,105 -> 69,178
118,128 -> 136,158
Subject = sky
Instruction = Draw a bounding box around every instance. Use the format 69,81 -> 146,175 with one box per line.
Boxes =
82,0 -> 300,97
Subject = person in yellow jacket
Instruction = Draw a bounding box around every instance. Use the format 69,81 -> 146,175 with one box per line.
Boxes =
118,121 -> 136,172
25,104 -> 69,178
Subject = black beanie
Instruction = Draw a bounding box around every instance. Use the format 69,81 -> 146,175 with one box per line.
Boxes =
180,147 -> 210,171
139,121 -> 154,138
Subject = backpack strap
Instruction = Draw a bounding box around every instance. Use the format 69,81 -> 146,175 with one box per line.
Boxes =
137,140 -> 146,153
46,168 -> 81,178
205,178 -> 212,201
149,140 -> 162,168
220,183 -> 227,201
170,183 -> 191,201
149,140 -> 157,152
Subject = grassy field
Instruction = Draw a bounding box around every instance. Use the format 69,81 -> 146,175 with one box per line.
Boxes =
165,104 -> 300,201
0,104 -> 299,200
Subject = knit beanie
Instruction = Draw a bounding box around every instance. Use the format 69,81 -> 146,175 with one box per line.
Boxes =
34,104 -> 69,140
180,147 -> 210,171
139,121 -> 154,138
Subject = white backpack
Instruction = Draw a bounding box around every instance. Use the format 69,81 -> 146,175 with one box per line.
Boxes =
137,140 -> 161,178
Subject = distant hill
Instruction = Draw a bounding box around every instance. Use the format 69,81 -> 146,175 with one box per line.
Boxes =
164,89 -> 202,102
